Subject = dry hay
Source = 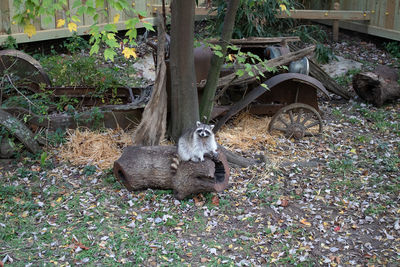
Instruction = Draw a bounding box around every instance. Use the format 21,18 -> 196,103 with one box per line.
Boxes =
216,112 -> 278,150
59,128 -> 133,169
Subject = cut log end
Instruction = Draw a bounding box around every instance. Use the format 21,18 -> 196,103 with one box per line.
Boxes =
353,72 -> 400,107
113,146 -> 230,200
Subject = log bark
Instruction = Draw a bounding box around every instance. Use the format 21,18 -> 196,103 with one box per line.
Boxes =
132,15 -> 167,145
113,146 -> 230,200
0,109 -> 40,154
352,72 -> 400,107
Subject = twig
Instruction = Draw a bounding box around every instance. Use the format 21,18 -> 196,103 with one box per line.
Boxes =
5,74 -> 39,108
213,76 -> 237,102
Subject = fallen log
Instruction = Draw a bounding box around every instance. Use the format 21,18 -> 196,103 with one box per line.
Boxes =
0,109 -> 40,155
113,146 -> 230,200
352,72 -> 400,107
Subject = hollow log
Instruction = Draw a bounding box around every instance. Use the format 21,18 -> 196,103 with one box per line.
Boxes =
352,72 -> 400,107
113,146 -> 230,200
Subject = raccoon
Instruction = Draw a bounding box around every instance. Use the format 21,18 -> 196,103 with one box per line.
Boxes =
171,121 -> 218,172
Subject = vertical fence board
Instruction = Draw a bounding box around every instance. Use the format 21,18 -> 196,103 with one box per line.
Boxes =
0,0 -> 8,34
68,0 -> 84,26
385,0 -> 396,29
8,0 -> 21,34
395,0 -> 400,30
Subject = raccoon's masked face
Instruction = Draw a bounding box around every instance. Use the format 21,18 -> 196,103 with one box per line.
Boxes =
195,121 -> 214,138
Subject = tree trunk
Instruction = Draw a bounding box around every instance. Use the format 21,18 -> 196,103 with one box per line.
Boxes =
132,15 -> 167,145
113,146 -> 230,200
199,0 -> 240,122
169,0 -> 199,141
352,72 -> 400,107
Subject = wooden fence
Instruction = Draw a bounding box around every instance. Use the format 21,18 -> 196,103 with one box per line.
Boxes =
1,0 -> 399,44
303,0 -> 400,41
0,0 -> 209,44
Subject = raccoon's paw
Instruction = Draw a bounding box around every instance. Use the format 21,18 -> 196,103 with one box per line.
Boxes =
191,157 -> 199,162
212,151 -> 219,159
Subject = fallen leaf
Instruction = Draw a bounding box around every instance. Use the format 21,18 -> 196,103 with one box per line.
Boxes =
280,198 -> 289,207
211,195 -> 220,206
300,218 -> 311,227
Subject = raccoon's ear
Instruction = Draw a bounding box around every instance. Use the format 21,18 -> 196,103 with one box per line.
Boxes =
210,124 -> 215,130
196,121 -> 201,127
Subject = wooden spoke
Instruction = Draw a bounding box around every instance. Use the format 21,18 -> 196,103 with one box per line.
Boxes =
288,110 -> 294,123
296,108 -> 303,123
268,103 -> 323,139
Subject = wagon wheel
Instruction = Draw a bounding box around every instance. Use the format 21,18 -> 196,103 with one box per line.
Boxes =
268,103 -> 323,139
0,49 -> 51,94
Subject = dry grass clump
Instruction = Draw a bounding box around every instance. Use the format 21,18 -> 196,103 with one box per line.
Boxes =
216,112 -> 277,150
59,128 -> 133,169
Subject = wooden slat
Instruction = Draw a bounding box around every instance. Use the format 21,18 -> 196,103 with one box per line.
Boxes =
68,0 -> 84,26
385,0 -> 396,29
317,20 -> 400,41
0,1 -> 9,34
8,0 -> 21,34
276,10 -> 371,20
151,4 -> 216,16
0,17 -> 156,44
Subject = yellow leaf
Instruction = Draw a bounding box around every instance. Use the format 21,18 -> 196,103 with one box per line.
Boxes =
350,148 -> 356,154
56,19 -> 65,28
122,47 -> 137,59
300,218 -> 311,227
113,14 -> 120,23
107,33 -> 115,40
21,211 -> 29,218
279,4 -> 287,11
228,54 -> 235,62
56,197 -> 62,203
68,22 -> 77,32
24,23 -> 37,38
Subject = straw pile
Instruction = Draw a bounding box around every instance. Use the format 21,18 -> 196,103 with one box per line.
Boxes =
216,112 -> 277,150
59,112 -> 277,169
59,128 -> 133,169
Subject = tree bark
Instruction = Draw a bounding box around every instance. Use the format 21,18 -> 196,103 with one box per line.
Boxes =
132,15 -> 167,145
352,72 -> 400,107
0,109 -> 41,154
169,0 -> 199,141
113,146 -> 230,200
199,0 -> 240,122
